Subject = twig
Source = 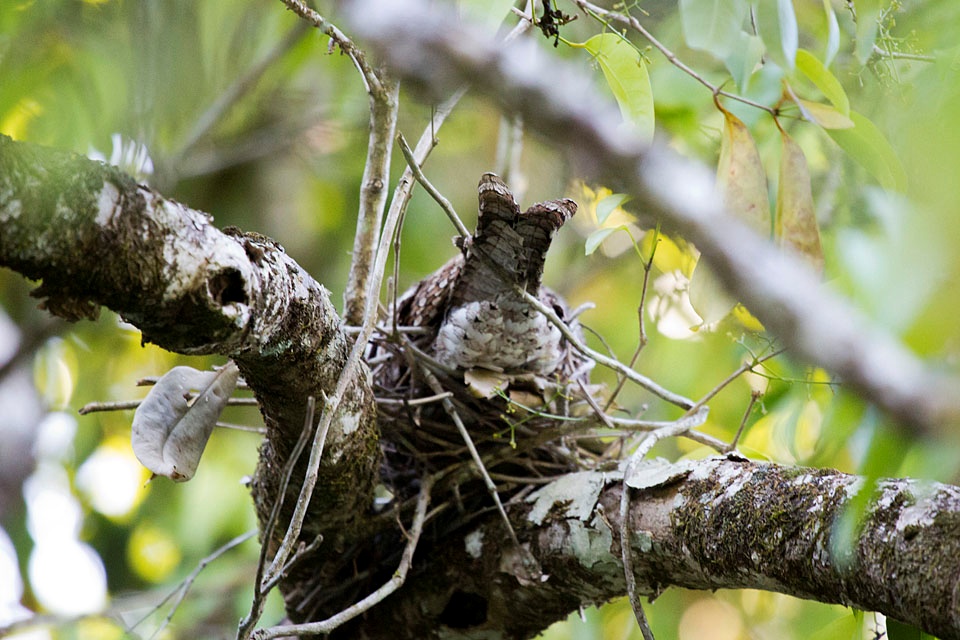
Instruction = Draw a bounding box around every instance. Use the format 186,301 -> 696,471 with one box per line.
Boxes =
684,348 -> 785,417
872,43 -> 935,62
344,74 -> 400,324
619,410 -> 709,639
725,391 -> 761,452
518,288 -> 695,409
573,0 -> 776,116
238,397 -> 319,639
128,529 -> 256,639
250,475 -> 434,639
397,133 -> 471,239
278,2 -> 402,325
278,0 -> 386,96
376,391 -> 454,406
78,396 -> 258,415
605,225 -> 659,411
419,365 -> 522,549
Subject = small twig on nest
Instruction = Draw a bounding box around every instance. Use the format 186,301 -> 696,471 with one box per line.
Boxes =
376,391 -> 454,407
518,288 -> 695,409
418,365 -> 522,549
250,475 -> 434,639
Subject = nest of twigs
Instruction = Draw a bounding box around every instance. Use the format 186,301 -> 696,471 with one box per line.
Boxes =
284,321 -> 616,625
368,327 -> 608,517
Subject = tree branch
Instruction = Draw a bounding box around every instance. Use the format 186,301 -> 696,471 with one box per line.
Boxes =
347,457 -> 960,639
0,132 -> 379,560
338,0 -> 960,435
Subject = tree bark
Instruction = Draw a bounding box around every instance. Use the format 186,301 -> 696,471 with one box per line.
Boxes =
0,132 -> 379,561
322,457 -> 960,639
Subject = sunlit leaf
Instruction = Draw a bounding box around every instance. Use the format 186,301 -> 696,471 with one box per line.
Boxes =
688,258 -> 737,325
131,362 -> 240,482
640,230 -> 695,276
827,111 -> 907,191
585,227 -> 618,255
753,0 -> 798,70
596,193 -> 631,225
795,49 -> 850,115
732,304 -> 765,332
679,0 -> 749,59
573,34 -> 655,142
716,104 -> 771,236
796,99 -> 855,130
776,130 -> 824,273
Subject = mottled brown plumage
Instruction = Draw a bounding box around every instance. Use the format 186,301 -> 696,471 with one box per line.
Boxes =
393,173 -> 586,380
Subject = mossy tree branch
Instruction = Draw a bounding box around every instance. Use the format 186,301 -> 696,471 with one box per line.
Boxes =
347,457 -> 960,639
0,131 -> 379,559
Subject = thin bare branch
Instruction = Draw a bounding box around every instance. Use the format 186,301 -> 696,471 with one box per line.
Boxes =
238,397 -> 319,639
251,475 -> 434,639
518,288 -> 695,409
344,75 -> 400,325
397,132 -> 471,239
128,529 -> 256,640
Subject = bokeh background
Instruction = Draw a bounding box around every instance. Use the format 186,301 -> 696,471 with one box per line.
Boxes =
2,1 -> 959,638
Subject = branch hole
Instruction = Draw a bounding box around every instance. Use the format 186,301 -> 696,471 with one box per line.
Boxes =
439,590 -> 487,628
208,268 -> 247,305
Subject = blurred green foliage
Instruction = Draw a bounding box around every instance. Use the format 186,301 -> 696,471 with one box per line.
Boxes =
2,0 -> 960,638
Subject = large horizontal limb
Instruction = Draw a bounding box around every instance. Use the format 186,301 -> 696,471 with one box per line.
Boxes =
350,457 -> 960,640
0,133 -> 379,545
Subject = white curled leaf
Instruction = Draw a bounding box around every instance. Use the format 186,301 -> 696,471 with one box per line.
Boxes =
131,361 -> 239,482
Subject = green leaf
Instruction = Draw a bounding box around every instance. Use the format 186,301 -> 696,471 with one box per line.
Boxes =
796,99 -> 854,130
576,34 -> 655,142
723,31 -> 765,93
585,227 -> 617,255
753,0 -> 798,70
679,0 -> 749,59
795,49 -> 850,115
827,111 -> 907,192
596,193 -> 630,225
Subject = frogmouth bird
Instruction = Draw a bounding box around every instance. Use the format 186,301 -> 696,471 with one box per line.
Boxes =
394,172 -> 588,383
